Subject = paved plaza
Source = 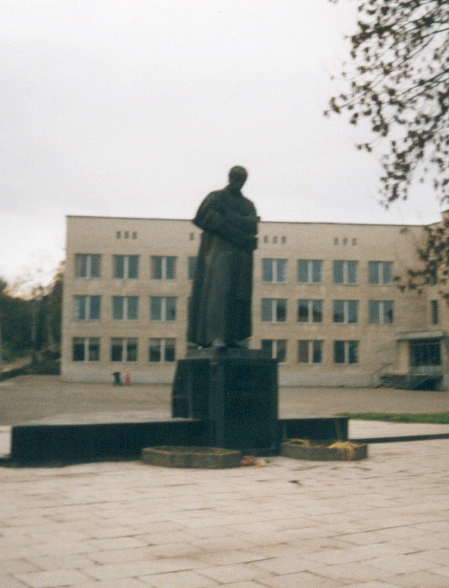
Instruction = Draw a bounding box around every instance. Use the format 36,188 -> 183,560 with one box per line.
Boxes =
1,376 -> 449,587
1,439 -> 449,588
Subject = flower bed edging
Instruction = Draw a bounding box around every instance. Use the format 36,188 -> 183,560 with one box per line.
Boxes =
281,440 -> 368,461
141,446 -> 242,469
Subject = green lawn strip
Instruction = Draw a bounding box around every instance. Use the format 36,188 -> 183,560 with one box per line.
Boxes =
338,412 -> 449,424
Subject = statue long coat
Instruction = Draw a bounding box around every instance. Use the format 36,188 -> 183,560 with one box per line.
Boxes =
187,185 -> 258,347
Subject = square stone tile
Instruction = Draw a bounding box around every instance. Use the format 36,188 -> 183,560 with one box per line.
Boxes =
0,575 -> 30,588
368,553 -> 433,574
258,571 -> 345,588
15,569 -> 92,588
198,563 -> 271,584
387,570 -> 449,588
253,556 -> 315,575
138,570 -> 217,588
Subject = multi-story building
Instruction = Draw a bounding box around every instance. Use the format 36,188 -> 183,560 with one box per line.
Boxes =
61,214 -> 449,388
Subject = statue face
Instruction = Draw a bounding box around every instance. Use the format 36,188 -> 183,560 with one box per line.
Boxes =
228,166 -> 247,190
229,176 -> 246,190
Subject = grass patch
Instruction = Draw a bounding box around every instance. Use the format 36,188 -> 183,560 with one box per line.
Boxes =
339,412 -> 449,424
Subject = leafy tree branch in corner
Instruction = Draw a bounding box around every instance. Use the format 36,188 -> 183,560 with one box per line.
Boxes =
326,0 -> 449,206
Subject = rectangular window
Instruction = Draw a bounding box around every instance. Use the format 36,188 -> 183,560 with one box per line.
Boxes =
112,296 -> 139,320
333,300 -> 358,323
262,259 -> 287,283
334,340 -> 359,364
297,299 -> 323,323
73,295 -> 101,320
72,337 -> 100,362
368,261 -> 393,284
126,338 -> 138,362
431,300 -> 438,325
75,254 -> 101,278
150,297 -> 177,321
151,256 -> 177,280
369,300 -> 394,324
261,298 -> 287,322
297,260 -> 322,283
111,338 -> 138,362
188,257 -> 197,280
298,340 -> 323,364
333,260 -> 357,284
261,339 -> 287,362
149,338 -> 176,362
113,255 -> 139,279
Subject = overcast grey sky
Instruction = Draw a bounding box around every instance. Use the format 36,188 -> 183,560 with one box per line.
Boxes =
0,0 -> 443,287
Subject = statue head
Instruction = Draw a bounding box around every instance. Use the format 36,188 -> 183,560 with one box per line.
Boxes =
228,166 -> 248,191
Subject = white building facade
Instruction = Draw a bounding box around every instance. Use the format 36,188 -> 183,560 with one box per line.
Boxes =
61,215 -> 449,388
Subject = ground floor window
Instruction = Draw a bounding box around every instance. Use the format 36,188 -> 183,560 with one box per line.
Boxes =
261,339 -> 287,362
409,339 -> 441,371
72,337 -> 100,362
149,338 -> 176,362
298,340 -> 323,364
111,338 -> 138,362
334,340 -> 358,364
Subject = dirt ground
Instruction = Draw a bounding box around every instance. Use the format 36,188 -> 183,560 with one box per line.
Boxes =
1,375 -> 449,425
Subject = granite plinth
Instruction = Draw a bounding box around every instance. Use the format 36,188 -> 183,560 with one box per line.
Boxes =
172,348 -> 278,455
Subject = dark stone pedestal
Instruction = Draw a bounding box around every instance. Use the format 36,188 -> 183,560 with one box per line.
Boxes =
172,348 -> 278,456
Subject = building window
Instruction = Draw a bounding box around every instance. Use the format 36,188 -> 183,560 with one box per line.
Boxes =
73,295 -> 101,320
297,260 -> 322,284
111,338 -> 138,362
72,337 -> 100,362
149,338 -> 176,362
333,300 -> 358,323
261,298 -> 287,322
262,339 -> 287,362
334,340 -> 359,364
263,236 -> 269,243
298,340 -> 323,364
150,297 -> 177,321
112,296 -> 139,320
333,260 -> 357,284
368,261 -> 393,284
431,300 -> 439,325
151,256 -> 176,280
297,299 -> 323,323
262,259 -> 287,283
113,255 -> 139,279
369,300 -> 394,324
75,254 -> 101,278
188,257 -> 197,280
132,232 -> 137,239
410,339 -> 441,369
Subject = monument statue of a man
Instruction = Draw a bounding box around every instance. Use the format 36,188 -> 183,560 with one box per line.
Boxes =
187,166 -> 258,348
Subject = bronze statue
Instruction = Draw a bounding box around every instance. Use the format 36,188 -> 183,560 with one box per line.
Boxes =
187,166 -> 258,348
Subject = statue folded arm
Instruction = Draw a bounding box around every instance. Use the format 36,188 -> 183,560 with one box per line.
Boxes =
193,192 -> 257,251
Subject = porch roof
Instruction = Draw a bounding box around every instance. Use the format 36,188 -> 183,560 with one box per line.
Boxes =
396,330 -> 447,341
